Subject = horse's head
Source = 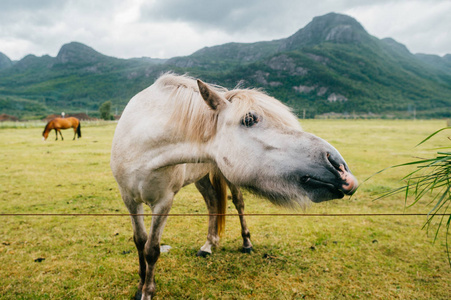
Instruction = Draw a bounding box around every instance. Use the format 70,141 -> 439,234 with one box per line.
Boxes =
198,80 -> 357,207
42,125 -> 50,141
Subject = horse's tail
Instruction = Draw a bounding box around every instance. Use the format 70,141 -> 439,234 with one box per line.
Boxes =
210,171 -> 228,237
76,122 -> 81,138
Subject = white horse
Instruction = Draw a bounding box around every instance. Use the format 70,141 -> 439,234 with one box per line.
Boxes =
110,74 -> 357,299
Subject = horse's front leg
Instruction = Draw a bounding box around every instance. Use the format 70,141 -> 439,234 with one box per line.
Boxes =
228,183 -> 253,253
55,129 -> 64,140
141,197 -> 173,300
195,175 -> 220,257
124,198 -> 148,298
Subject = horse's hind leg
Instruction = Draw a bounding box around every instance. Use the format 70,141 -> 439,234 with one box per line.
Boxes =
228,183 -> 253,253
195,175 -> 220,257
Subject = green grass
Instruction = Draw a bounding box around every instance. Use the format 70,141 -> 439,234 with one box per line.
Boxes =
1,120 -> 450,299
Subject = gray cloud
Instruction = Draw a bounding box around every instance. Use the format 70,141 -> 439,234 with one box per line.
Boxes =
141,0 -> 361,37
0,0 -> 60,12
0,0 -> 449,60
142,0 -> 286,33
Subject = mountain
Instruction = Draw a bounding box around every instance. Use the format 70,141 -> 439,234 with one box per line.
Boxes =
0,41 -> 169,118
278,13 -> 372,51
1,12 -> 450,119
415,53 -> 451,75
0,52 -> 12,70
56,42 -> 108,65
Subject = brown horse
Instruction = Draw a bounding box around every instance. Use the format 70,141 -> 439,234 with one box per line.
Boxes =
42,117 -> 81,141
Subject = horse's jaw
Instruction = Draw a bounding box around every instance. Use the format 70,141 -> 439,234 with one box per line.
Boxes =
240,166 -> 357,207
214,131 -> 357,207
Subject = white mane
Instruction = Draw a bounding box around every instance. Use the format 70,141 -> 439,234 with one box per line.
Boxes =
154,73 -> 302,143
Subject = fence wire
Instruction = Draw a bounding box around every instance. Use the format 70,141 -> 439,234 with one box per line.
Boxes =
0,213 -> 449,217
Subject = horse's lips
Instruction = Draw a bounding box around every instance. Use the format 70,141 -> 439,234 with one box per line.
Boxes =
300,167 -> 358,199
300,176 -> 345,199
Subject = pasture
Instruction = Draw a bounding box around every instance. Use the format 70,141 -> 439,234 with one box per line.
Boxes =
0,119 -> 450,299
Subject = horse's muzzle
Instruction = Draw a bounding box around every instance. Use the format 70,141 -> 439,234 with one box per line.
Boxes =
337,164 -> 358,195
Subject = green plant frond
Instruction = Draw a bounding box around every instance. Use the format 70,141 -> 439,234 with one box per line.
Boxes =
375,127 -> 451,266
405,181 -> 410,206
428,201 -> 451,253
428,186 -> 450,216
416,127 -> 451,147
373,186 -> 407,201
446,214 -> 451,267
423,198 -> 449,230
397,158 -> 444,168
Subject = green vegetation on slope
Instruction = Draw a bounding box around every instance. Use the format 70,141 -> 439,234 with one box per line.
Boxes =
1,13 -> 450,119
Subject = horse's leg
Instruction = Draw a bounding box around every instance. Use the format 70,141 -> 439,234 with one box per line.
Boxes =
54,129 -> 58,140
59,130 -> 64,141
123,190 -> 173,300
195,174 -> 220,257
228,183 -> 253,253
73,127 -> 76,140
124,196 -> 148,298
141,197 -> 173,299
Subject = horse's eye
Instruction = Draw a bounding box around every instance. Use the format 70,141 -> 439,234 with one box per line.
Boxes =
241,113 -> 259,127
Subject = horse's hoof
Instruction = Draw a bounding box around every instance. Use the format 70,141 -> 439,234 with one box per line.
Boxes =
134,289 -> 142,300
241,247 -> 253,254
196,250 -> 211,257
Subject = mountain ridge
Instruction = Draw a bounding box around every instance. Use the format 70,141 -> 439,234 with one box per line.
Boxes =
1,12 -> 450,119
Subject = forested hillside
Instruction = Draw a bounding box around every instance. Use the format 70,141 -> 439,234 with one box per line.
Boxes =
1,13 -> 450,119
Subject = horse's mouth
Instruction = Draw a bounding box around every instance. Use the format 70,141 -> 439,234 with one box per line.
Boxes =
326,153 -> 358,195
299,175 -> 345,200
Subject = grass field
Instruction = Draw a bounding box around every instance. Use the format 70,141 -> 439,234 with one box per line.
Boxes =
1,119 -> 450,299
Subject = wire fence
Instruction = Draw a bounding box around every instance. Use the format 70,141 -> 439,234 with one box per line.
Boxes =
1,213 -> 449,217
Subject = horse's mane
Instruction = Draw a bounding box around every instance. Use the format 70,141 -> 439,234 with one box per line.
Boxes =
224,89 -> 302,131
156,73 -> 301,143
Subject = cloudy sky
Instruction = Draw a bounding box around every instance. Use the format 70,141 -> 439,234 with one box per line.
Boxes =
0,0 -> 450,61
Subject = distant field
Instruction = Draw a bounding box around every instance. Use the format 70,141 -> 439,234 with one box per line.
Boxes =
1,119 -> 450,299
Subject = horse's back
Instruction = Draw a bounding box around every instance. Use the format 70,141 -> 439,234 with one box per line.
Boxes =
49,117 -> 78,129
66,117 -> 79,127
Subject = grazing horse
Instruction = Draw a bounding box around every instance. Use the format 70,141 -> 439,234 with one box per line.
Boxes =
42,117 -> 81,141
110,74 -> 357,299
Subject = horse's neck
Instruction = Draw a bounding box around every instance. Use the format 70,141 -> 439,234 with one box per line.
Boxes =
113,97 -> 215,171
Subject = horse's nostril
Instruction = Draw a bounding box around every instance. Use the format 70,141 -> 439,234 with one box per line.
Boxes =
327,152 -> 342,171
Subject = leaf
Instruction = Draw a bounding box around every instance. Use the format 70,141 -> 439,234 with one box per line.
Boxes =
416,127 -> 451,147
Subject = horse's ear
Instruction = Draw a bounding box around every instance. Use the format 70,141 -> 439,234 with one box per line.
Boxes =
197,80 -> 227,110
